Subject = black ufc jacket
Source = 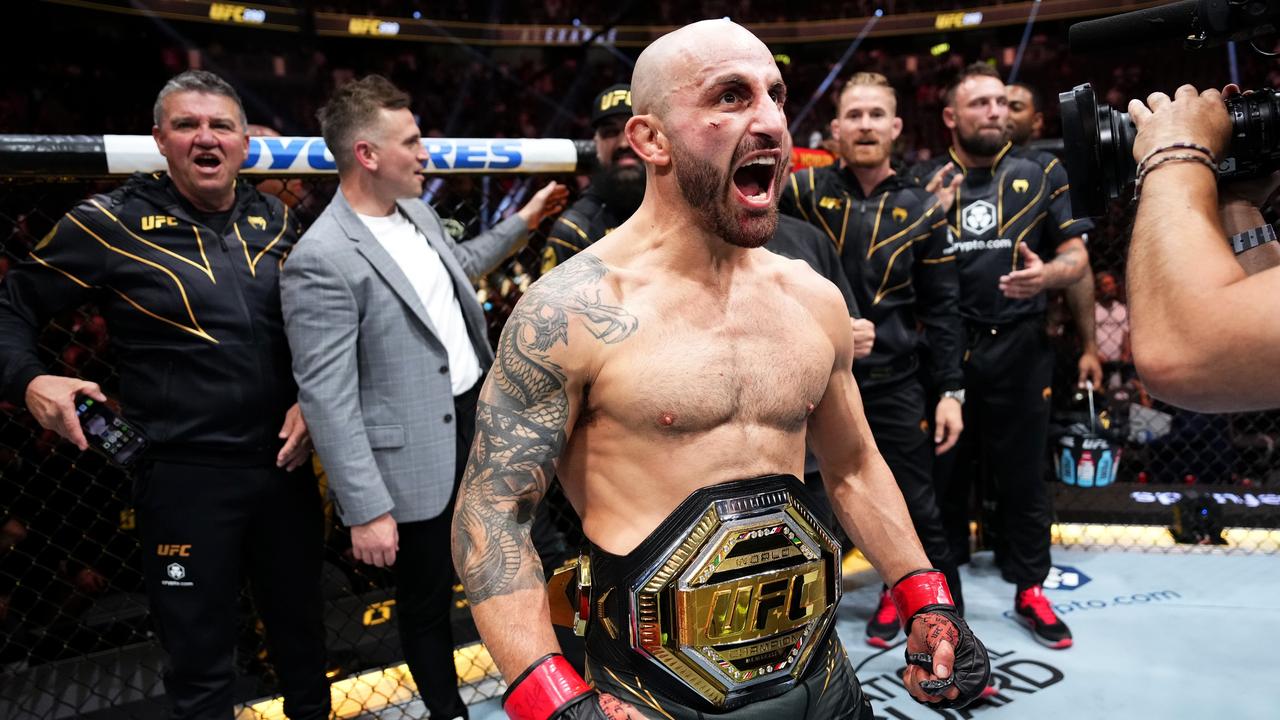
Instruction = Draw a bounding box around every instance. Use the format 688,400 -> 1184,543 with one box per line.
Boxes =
781,165 -> 963,392
0,172 -> 301,464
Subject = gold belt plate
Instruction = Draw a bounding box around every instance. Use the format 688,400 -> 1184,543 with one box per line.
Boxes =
626,485 -> 841,707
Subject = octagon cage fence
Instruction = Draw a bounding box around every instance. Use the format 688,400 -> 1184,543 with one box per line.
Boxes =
0,132 -> 1275,720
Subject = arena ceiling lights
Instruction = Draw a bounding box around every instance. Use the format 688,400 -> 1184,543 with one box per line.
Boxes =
46,0 -> 1175,46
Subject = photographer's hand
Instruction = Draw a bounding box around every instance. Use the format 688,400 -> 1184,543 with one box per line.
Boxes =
1127,85 -> 1280,412
1128,85 -> 1231,164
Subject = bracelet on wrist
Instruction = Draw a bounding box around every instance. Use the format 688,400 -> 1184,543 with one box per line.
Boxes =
1137,142 -> 1217,173
1134,153 -> 1218,200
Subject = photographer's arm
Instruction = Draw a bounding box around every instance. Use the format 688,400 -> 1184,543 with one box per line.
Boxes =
1127,85 -> 1280,411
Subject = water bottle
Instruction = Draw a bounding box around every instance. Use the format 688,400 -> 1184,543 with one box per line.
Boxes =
1078,450 -> 1096,488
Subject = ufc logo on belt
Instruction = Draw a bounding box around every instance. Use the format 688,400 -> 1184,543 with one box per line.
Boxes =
697,563 -> 826,642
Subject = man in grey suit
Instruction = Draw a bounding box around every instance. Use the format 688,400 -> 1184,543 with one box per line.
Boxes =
281,75 -> 566,720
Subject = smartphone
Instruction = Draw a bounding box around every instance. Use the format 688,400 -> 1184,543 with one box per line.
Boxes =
75,397 -> 149,467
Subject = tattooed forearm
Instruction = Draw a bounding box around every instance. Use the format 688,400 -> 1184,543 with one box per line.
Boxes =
451,255 -> 637,605
452,401 -> 562,603
1053,246 -> 1083,269
1045,243 -> 1089,287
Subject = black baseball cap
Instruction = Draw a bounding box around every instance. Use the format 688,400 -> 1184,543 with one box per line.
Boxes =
591,83 -> 633,128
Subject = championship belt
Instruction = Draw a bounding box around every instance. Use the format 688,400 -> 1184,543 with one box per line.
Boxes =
551,475 -> 842,710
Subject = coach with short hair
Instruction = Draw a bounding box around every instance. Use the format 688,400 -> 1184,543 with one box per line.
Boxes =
0,70 -> 329,719
281,74 -> 564,720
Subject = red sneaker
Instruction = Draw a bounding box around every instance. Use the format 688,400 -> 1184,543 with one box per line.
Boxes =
865,589 -> 900,648
1014,585 -> 1073,649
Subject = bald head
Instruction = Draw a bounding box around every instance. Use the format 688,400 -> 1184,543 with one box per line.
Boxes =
632,20 -> 776,119
623,20 -> 788,250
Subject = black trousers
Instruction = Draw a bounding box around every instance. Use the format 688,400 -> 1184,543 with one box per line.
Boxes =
935,317 -> 1055,589
135,460 -> 328,720
862,377 -> 963,610
391,381 -> 479,720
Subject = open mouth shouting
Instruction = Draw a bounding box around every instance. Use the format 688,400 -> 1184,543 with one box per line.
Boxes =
192,151 -> 224,176
731,151 -> 782,209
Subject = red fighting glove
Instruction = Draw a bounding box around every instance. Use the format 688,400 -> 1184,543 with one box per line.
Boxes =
890,568 -> 954,628
890,569 -> 991,710
503,654 -> 636,720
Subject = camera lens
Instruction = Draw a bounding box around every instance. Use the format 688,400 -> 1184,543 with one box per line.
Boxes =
1099,101 -> 1137,207
1062,84 -> 1280,217
1060,83 -> 1136,218
1220,89 -> 1280,176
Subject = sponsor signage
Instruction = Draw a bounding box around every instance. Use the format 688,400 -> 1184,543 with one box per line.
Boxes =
1042,565 -> 1091,591
208,2 -> 267,24
1053,483 -> 1280,529
348,17 -> 401,36
935,10 -> 986,28
46,0 -> 1177,46
860,645 -> 1065,715
101,135 -> 580,175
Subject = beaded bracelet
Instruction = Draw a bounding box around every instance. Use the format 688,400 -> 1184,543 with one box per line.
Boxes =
1136,142 -> 1217,175
1133,152 -> 1218,200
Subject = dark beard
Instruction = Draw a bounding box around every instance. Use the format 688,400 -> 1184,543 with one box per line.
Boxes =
593,163 -> 645,220
957,127 -> 1007,158
672,137 -> 778,249
1007,123 -> 1033,147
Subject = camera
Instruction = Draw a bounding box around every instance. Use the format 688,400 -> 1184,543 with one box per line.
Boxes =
1059,0 -> 1280,217
1059,83 -> 1280,217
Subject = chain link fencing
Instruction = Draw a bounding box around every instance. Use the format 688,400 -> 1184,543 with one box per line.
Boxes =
0,172 -> 586,719
1040,197 -> 1280,555
0,164 -> 1275,718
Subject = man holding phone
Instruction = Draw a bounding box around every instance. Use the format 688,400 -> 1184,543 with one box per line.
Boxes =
0,71 -> 329,719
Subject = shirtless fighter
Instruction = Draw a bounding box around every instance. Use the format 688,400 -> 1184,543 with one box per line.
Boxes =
451,20 -> 990,720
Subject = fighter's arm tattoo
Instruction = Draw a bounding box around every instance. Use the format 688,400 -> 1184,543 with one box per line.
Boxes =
451,255 -> 638,605
1043,240 -> 1089,288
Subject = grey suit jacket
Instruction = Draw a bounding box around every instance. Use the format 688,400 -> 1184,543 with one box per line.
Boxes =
281,189 -> 527,525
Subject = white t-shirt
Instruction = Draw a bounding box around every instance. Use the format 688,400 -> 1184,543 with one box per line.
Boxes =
357,209 -> 483,396
1095,301 -> 1129,363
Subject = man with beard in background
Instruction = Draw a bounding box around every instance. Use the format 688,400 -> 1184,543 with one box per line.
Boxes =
958,81 -> 1102,585
913,62 -> 1091,650
453,20 -> 989,720
780,72 -> 967,649
541,84 -> 645,273
1006,81 -> 1103,393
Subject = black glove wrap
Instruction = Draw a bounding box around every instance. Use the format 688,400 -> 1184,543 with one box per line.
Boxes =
553,692 -> 608,720
905,604 -> 991,710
